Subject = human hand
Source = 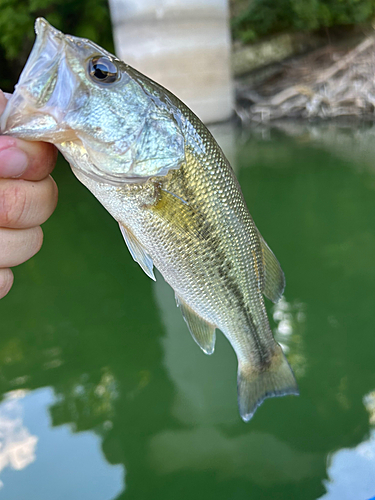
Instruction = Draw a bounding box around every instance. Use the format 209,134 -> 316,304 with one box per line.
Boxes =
0,90 -> 58,299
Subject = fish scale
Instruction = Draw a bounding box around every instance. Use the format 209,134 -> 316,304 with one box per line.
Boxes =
1,18 -> 298,421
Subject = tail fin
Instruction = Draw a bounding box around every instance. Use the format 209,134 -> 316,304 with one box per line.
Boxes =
237,345 -> 299,422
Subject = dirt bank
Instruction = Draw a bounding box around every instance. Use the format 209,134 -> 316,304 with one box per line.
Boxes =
235,31 -> 375,123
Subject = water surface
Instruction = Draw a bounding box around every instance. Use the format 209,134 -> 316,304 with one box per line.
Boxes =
1,123 -> 375,499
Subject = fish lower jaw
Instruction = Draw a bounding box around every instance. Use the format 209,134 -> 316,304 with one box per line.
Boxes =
1,98 -> 58,141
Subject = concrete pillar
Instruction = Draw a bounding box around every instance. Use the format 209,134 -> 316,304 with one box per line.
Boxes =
107,0 -> 234,123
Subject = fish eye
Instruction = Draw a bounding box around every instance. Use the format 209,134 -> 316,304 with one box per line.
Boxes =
88,56 -> 119,84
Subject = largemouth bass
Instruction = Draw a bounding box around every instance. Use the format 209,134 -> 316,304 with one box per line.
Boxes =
1,19 -> 298,421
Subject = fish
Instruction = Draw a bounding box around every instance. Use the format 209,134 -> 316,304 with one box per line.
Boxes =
1,18 -> 298,421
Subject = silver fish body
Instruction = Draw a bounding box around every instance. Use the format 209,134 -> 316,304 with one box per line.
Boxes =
1,19 -> 298,421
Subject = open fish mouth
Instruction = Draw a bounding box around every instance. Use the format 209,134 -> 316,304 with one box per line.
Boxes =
0,18 -> 77,141
1,18 -> 186,183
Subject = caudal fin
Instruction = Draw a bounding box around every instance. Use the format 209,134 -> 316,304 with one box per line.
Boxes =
237,345 -> 299,421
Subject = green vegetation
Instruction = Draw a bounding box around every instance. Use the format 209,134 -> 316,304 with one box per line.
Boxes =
232,0 -> 375,43
0,0 -> 113,91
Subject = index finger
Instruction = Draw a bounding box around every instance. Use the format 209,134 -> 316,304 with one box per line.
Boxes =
0,90 -> 58,181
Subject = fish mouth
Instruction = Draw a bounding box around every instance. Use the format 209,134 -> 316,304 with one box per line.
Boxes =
1,18 -> 77,141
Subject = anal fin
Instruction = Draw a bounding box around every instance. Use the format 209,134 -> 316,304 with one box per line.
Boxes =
119,224 -> 156,281
175,295 -> 216,355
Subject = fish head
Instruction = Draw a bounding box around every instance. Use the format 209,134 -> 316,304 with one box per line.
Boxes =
1,18 -> 185,184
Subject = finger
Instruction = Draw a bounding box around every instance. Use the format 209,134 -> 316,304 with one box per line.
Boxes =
0,136 -> 58,180
0,176 -> 58,228
0,90 -> 58,181
0,268 -> 13,299
0,226 -> 43,267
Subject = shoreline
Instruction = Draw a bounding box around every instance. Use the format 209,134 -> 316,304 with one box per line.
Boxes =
233,30 -> 375,123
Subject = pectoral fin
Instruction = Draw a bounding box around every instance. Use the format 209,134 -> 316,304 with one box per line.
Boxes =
119,224 -> 156,281
175,295 -> 216,355
259,234 -> 285,303
152,188 -> 203,238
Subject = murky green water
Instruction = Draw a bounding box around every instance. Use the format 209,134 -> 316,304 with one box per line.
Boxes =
1,123 -> 375,499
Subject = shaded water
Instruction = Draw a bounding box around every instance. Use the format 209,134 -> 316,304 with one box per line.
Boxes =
1,123 -> 375,499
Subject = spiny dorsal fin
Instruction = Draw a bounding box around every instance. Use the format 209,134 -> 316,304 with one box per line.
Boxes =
259,234 -> 285,303
119,223 -> 156,281
175,294 -> 216,355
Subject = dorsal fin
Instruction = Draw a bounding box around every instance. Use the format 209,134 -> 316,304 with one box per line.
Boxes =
259,234 -> 285,303
175,294 -> 216,355
119,223 -> 156,281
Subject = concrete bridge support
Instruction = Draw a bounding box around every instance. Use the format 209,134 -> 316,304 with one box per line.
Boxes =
108,0 -> 234,123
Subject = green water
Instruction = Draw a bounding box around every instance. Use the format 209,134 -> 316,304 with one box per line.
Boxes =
1,124 -> 375,499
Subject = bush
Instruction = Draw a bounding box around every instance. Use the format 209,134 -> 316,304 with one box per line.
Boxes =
232,0 -> 375,43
